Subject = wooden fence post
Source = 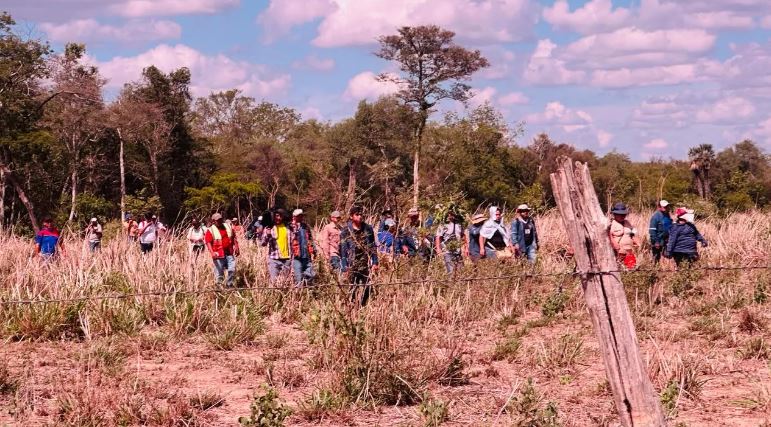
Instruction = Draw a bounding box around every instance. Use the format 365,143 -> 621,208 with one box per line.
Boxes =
549,157 -> 666,426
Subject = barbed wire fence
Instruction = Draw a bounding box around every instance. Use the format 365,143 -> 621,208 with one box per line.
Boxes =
2,264 -> 769,306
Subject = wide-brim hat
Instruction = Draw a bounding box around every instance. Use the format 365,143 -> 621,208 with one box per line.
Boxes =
330,210 -> 342,218
516,204 -> 531,212
610,202 -> 628,215
211,213 -> 223,221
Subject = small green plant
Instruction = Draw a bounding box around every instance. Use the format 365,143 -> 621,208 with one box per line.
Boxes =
754,279 -> 768,304
506,378 -> 560,426
537,334 -> 584,372
419,396 -> 449,427
660,380 -> 680,417
297,388 -> 343,422
689,315 -> 728,341
492,337 -> 521,362
239,386 -> 292,427
541,290 -> 569,318
437,357 -> 469,386
189,390 -> 225,411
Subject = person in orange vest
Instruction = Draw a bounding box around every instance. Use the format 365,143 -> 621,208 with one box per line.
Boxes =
204,212 -> 240,287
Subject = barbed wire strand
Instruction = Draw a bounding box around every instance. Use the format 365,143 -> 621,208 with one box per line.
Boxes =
1,264 -> 769,306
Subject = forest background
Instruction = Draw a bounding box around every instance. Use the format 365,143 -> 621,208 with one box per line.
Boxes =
2,11 -> 770,236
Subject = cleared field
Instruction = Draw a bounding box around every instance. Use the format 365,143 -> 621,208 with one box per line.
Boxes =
1,212 -> 770,426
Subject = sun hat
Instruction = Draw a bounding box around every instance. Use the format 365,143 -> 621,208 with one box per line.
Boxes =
471,213 -> 486,224
516,204 -> 531,212
610,202 -> 628,215
407,207 -> 419,216
659,200 -> 670,207
330,210 -> 342,218
292,209 -> 303,216
211,213 -> 223,221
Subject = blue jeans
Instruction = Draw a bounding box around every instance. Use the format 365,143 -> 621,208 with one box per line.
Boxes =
212,255 -> 236,287
442,252 -> 462,274
268,258 -> 292,283
89,241 -> 101,252
518,243 -> 537,263
292,257 -> 316,287
329,256 -> 341,272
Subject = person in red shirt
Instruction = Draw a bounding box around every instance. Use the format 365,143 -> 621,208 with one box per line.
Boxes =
205,212 -> 240,287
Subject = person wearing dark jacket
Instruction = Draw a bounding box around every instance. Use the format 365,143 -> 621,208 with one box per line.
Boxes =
648,200 -> 673,264
340,205 -> 379,306
665,208 -> 707,268
510,204 -> 538,263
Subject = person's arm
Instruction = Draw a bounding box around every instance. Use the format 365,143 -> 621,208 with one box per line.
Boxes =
695,227 -> 708,247
205,230 -> 216,256
96,224 -> 103,239
368,227 -> 379,269
339,229 -> 349,272
649,214 -> 661,247
510,221 -> 519,251
665,226 -> 677,257
609,225 -> 621,253
479,235 -> 487,258
629,221 -> 641,248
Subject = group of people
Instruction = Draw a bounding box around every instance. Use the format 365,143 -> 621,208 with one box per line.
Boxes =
609,200 -> 708,269
32,199 -> 709,305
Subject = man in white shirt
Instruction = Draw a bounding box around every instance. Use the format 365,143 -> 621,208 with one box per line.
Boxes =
138,213 -> 158,253
85,217 -> 103,252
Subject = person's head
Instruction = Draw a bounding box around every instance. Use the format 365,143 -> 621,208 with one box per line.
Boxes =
292,209 -> 304,223
211,212 -> 224,226
490,206 -> 502,222
145,213 -> 154,221
90,217 -> 98,226
349,205 -> 364,225
516,204 -> 531,219
330,210 -> 342,224
407,207 -> 419,224
658,200 -> 670,212
446,211 -> 457,223
384,218 -> 396,232
274,209 -> 288,225
42,216 -> 53,228
382,208 -> 393,219
610,202 -> 628,222
231,217 -> 238,225
192,218 -> 200,227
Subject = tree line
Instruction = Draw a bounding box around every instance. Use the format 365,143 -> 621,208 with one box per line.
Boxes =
1,12 -> 770,234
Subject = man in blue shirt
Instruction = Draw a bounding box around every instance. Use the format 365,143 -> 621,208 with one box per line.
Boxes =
35,217 -> 64,260
648,200 -> 673,264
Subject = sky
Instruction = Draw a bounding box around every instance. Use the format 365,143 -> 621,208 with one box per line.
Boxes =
5,0 -> 771,160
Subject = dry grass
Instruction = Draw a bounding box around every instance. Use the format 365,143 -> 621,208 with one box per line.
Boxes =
0,210 -> 770,425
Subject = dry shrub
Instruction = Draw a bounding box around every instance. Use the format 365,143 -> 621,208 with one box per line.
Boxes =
737,307 -> 767,334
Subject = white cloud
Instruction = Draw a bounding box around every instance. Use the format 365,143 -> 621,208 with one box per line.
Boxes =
644,138 -> 668,149
526,101 -> 593,133
763,15 -> 771,29
4,0 -> 240,21
597,130 -> 613,147
523,39 -> 586,85
498,92 -> 529,106
343,71 -> 401,101
468,87 -> 497,109
40,19 -> 181,44
111,0 -> 240,17
258,0 -> 336,42
94,44 -> 290,98
695,96 -> 756,124
258,0 -> 537,47
292,54 -> 336,71
543,0 -> 630,35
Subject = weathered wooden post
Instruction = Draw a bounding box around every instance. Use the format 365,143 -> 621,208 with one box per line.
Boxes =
550,157 -> 665,426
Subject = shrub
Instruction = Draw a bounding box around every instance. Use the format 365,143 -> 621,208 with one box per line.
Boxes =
506,378 -> 560,426
419,396 -> 450,427
239,386 -> 292,427
541,290 -> 569,318
537,334 -> 584,373
492,337 -> 521,362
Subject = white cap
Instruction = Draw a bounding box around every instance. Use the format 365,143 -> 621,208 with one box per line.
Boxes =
659,200 -> 670,207
682,212 -> 695,223
90,217 -> 97,222
384,218 -> 396,227
516,204 -> 531,211
293,209 -> 303,216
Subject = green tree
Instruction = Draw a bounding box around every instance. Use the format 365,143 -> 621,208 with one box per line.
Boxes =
688,143 -> 715,200
376,25 -> 489,209
184,172 -> 260,217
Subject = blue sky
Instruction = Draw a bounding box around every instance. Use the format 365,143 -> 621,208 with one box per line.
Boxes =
6,0 -> 771,160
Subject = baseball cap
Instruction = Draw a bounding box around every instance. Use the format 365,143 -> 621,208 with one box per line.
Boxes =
610,202 -> 628,215
211,213 -> 223,221
293,208 -> 303,216
659,200 -> 670,207
384,218 -> 396,227
675,207 -> 687,218
330,210 -> 342,218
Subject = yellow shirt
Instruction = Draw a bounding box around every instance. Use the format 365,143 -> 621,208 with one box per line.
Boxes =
276,225 -> 290,259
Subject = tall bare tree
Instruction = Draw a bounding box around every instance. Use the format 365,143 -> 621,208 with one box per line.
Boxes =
376,25 -> 489,208
42,43 -> 105,222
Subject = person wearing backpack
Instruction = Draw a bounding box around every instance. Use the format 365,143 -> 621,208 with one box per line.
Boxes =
435,210 -> 465,274
205,212 -> 240,287
187,217 -> 206,260
665,208 -> 707,268
608,202 -> 640,270
510,204 -> 538,264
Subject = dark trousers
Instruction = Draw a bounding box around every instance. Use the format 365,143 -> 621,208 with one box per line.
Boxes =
349,270 -> 371,306
140,243 -> 154,253
651,245 -> 664,264
672,252 -> 698,268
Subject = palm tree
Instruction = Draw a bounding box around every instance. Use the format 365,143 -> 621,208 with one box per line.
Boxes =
688,144 -> 715,199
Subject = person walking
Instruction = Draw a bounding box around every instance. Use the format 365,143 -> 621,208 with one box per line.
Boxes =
510,204 -> 538,264
435,210 -> 465,274
262,209 -> 293,284
480,206 -> 512,260
187,218 -> 206,259
465,213 -> 486,263
648,200 -> 673,264
35,217 -> 64,261
124,213 -> 139,242
609,202 -> 640,270
205,213 -> 240,287
398,208 -> 421,258
137,213 -> 159,254
320,210 -> 342,272
340,205 -> 379,306
666,208 -> 708,268
377,218 -> 397,268
85,217 -> 103,253
291,209 -> 316,287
